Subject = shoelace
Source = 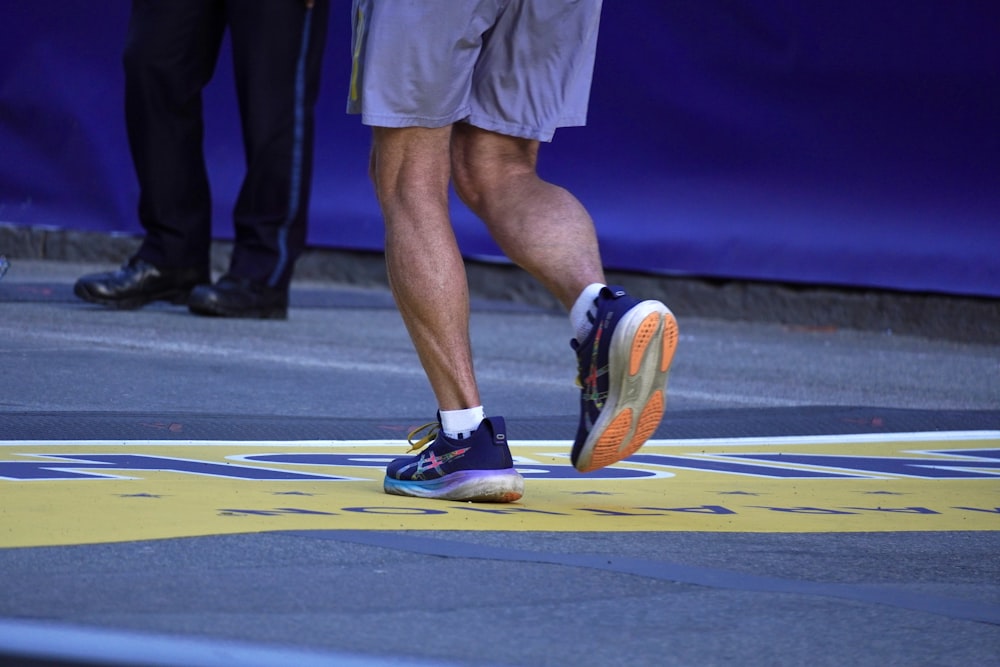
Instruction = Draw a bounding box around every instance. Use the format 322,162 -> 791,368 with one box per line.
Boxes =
571,340 -> 584,388
406,422 -> 440,453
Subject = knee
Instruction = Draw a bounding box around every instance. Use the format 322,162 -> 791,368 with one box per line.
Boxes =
451,157 -> 488,216
450,132 -> 538,217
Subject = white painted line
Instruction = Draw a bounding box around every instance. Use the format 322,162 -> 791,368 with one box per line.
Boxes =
6,329 -> 806,406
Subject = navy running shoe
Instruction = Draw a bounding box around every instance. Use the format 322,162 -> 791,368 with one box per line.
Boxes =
383,416 -> 524,502
571,286 -> 678,472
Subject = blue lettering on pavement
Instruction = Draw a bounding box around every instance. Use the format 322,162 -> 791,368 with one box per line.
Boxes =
0,454 -> 350,481
2,448 -> 998,482
726,450 -> 1000,479
242,454 -> 655,479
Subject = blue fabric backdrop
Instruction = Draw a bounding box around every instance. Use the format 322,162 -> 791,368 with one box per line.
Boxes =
2,1 -> 998,297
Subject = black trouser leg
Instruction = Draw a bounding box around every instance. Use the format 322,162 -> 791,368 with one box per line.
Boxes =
124,0 -> 225,272
226,0 -> 330,291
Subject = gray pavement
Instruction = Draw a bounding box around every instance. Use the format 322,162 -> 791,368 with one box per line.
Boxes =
1,258 -> 999,667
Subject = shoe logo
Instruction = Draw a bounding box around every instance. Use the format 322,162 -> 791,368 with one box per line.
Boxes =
581,316 -> 611,415
409,446 -> 470,480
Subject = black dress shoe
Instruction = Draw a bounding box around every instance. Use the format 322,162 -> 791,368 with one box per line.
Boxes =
187,275 -> 289,320
74,258 -> 209,309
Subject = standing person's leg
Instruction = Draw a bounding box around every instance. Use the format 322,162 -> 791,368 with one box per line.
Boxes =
126,0 -> 224,273
188,0 -> 330,319
74,0 -> 222,308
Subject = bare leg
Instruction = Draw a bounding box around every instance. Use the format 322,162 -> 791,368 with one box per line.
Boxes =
450,124 -> 606,311
369,126 -> 480,411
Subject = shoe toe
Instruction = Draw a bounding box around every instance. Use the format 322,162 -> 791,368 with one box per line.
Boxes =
385,455 -> 415,480
187,277 -> 288,319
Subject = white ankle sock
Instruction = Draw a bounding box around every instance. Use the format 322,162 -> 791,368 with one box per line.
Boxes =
570,283 -> 606,343
440,406 -> 485,440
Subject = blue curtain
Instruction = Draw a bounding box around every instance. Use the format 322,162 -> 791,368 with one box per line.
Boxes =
2,1 -> 998,296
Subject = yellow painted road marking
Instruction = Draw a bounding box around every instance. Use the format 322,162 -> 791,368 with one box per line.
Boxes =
1,432 -> 998,547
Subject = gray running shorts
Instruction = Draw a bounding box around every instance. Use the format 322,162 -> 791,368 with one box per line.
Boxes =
347,0 -> 603,142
